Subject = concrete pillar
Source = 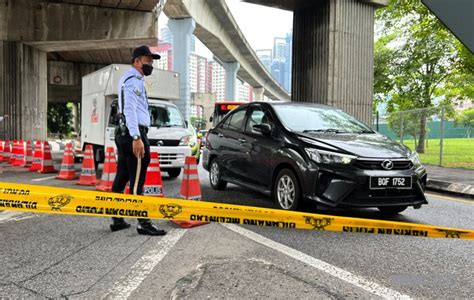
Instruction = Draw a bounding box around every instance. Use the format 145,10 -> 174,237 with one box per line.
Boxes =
168,18 -> 196,121
0,41 -> 47,140
292,0 -> 376,124
223,61 -> 240,101
254,87 -> 264,101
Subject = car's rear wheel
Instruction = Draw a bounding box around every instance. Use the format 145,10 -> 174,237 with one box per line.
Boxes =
377,205 -> 408,215
209,158 -> 227,190
273,169 -> 300,211
167,168 -> 181,178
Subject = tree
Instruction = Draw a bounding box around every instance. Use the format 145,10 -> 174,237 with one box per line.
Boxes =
374,0 -> 473,153
47,103 -> 73,138
454,107 -> 474,138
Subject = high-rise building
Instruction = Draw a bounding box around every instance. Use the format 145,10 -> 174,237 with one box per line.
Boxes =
210,60 -> 226,102
150,42 -> 172,71
256,49 -> 272,72
160,26 -> 173,44
189,53 -> 208,94
270,33 -> 292,93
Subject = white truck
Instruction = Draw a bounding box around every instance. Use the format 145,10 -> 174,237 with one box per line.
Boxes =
81,64 -> 192,178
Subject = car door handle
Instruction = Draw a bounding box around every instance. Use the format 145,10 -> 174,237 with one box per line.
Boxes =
218,133 -> 224,138
238,138 -> 247,143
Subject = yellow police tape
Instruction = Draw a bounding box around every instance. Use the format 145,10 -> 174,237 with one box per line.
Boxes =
0,182 -> 473,240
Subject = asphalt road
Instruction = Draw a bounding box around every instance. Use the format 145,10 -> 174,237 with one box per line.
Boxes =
0,161 -> 473,298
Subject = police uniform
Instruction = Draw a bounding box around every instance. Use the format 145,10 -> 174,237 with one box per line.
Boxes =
110,46 -> 166,236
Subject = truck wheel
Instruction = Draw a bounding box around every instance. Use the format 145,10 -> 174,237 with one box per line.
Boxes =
167,168 -> 181,178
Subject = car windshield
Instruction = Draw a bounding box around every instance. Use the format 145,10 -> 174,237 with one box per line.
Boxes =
149,105 -> 185,128
273,105 -> 373,134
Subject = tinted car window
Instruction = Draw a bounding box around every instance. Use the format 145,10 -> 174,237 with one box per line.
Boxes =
273,105 -> 372,133
245,107 -> 273,134
227,109 -> 246,131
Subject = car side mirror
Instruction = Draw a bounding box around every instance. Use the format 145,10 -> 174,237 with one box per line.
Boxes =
253,123 -> 272,135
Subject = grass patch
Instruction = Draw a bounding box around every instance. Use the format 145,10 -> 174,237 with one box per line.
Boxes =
397,138 -> 474,169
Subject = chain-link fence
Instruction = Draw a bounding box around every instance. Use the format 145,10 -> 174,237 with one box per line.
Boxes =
373,106 -> 474,169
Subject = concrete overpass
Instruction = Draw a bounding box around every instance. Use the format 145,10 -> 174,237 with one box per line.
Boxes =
164,0 -> 386,124
163,0 -> 291,120
1,0 -> 161,140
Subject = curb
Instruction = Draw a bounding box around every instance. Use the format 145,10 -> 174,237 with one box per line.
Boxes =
426,179 -> 474,199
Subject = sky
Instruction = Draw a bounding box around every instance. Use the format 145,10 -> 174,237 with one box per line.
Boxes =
158,0 -> 293,59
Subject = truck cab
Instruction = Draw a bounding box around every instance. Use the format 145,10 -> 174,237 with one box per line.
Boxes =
81,64 -> 192,177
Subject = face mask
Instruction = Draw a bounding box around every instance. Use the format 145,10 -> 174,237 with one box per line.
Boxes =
142,64 -> 153,76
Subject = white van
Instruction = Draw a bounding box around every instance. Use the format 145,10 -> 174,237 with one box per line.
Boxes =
81,64 -> 192,177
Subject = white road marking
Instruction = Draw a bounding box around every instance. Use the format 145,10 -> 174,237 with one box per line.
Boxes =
223,224 -> 410,299
426,193 -> 473,205
105,229 -> 187,299
31,175 -> 57,182
0,211 -> 37,223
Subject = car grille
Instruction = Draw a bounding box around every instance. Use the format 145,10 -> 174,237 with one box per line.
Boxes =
353,159 -> 413,170
342,188 -> 424,207
149,139 -> 180,147
159,153 -> 185,166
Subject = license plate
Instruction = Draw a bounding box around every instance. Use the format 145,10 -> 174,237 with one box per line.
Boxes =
369,176 -> 412,189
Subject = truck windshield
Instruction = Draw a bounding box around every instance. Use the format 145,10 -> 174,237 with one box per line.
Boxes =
149,105 -> 185,128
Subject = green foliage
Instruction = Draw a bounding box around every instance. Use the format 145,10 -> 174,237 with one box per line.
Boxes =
454,107 -> 474,138
47,103 -> 73,138
374,0 -> 473,152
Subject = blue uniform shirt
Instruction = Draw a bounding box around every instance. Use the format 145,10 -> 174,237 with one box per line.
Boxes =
118,67 -> 150,137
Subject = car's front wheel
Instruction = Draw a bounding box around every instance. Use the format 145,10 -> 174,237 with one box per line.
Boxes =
209,158 -> 227,190
377,205 -> 408,215
273,169 -> 301,211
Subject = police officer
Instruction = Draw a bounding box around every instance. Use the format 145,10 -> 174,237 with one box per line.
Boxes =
110,46 -> 166,236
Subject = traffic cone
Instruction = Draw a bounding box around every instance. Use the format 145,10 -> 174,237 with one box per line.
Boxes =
56,143 -> 77,180
96,147 -> 117,191
38,141 -> 56,173
142,152 -> 165,196
76,144 -> 97,186
9,140 -> 17,165
0,140 -> 4,162
29,141 -> 42,172
123,152 -> 165,196
172,156 -> 208,229
2,140 -> 10,162
19,140 -> 33,168
13,140 -> 25,166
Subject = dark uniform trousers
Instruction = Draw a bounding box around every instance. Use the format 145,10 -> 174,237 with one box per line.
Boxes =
112,127 -> 150,224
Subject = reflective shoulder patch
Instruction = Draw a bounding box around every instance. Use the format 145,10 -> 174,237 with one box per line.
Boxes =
133,86 -> 142,96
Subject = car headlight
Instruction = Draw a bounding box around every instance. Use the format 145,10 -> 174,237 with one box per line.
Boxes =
179,135 -> 191,146
305,148 -> 356,164
408,151 -> 422,167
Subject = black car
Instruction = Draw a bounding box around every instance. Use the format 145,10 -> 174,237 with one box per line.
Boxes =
202,102 -> 428,214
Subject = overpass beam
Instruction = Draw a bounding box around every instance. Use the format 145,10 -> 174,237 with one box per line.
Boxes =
168,18 -> 196,121
254,87 -> 265,101
223,61 -> 240,101
292,0 -> 377,124
0,42 -> 47,141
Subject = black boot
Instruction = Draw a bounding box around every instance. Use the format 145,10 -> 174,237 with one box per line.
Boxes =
110,218 -> 131,232
137,221 -> 167,236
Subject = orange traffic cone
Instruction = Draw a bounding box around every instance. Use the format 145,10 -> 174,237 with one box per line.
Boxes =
19,140 -> 33,168
96,147 -> 117,192
38,141 -> 56,173
13,140 -> 25,166
142,152 -> 164,196
29,141 -> 42,172
172,156 -> 208,229
76,144 -> 97,186
0,140 -> 4,162
123,152 -> 165,196
9,140 -> 17,165
56,143 -> 77,180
